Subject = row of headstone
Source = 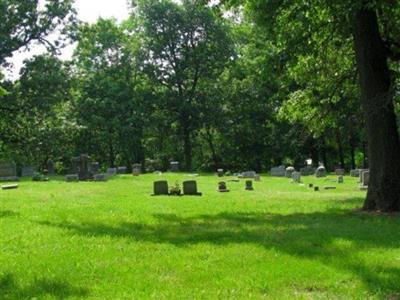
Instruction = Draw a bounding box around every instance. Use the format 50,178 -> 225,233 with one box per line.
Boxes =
153,180 -> 201,196
350,168 -> 368,178
219,180 -> 256,192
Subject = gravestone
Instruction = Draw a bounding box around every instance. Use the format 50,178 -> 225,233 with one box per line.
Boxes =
254,174 -> 261,182
241,171 -> 257,178
90,162 -> 100,174
107,168 -> 117,176
324,186 -> 337,190
47,160 -> 55,175
217,169 -> 224,177
350,169 -> 358,177
270,166 -> 286,177
300,166 -> 316,176
359,169 -> 369,183
65,174 -> 79,182
285,166 -> 295,178
335,169 -> 345,176
315,166 -> 327,178
2,184 -> 18,190
117,166 -> 127,174
0,161 -> 18,181
70,157 -> 80,174
22,166 -> 36,177
77,154 -> 93,180
170,161 -> 179,172
94,174 -> 108,182
245,180 -> 254,191
218,181 -> 229,192
183,180 -> 202,196
153,180 -> 169,195
314,186 -> 319,191
132,163 -> 141,176
292,171 -> 301,183
338,175 -> 344,183
360,171 -> 369,190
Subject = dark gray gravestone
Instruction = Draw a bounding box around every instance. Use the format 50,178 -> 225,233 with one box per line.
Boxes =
94,174 -> 108,182
70,157 -> 80,174
47,160 -> 55,175
350,169 -> 359,177
217,169 -> 224,177
21,166 -> 36,177
0,161 -> 18,181
245,180 -> 254,191
292,171 -> 301,183
270,166 -> 286,177
300,166 -> 316,176
183,180 -> 202,196
153,181 -> 169,195
107,168 -> 117,176
218,181 -> 229,192
132,163 -> 141,176
65,174 -> 79,182
117,166 -> 127,174
170,161 -> 179,172
338,175 -> 344,183
90,162 -> 100,174
78,154 -> 93,180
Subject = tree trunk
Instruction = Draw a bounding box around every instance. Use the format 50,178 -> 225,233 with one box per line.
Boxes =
336,130 -> 345,168
353,9 -> 400,211
349,136 -> 356,169
205,128 -> 219,170
183,125 -> 192,171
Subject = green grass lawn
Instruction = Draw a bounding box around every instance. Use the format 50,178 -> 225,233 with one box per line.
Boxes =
1,173 -> 400,299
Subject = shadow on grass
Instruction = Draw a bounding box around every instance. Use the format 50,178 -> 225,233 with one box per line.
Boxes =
0,210 -> 19,218
0,273 -> 89,299
39,203 -> 400,296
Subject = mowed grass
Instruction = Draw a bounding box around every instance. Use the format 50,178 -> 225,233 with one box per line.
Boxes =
1,173 -> 400,299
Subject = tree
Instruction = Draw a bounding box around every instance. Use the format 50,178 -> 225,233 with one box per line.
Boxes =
222,0 -> 400,212
73,19 -> 148,167
0,0 -> 76,65
136,0 -> 233,170
1,54 -> 76,166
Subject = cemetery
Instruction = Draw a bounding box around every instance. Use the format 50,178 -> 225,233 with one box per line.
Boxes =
1,0 -> 400,299
2,166 -> 399,298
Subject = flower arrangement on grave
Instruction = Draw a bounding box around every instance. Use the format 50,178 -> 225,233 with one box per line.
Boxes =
169,181 -> 181,195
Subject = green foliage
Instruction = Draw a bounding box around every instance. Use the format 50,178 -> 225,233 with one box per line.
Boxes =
0,0 -> 76,65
